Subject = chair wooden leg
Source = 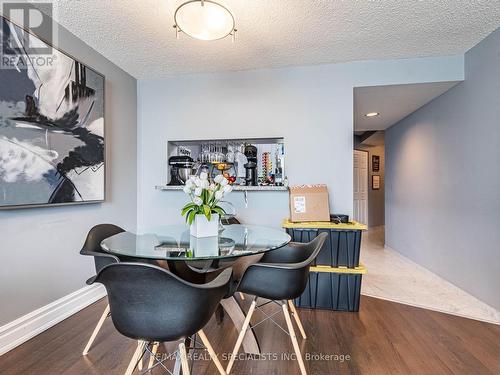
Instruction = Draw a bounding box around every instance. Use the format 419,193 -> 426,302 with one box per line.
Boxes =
282,302 -> 307,375
82,304 -> 110,355
179,342 -> 190,375
125,340 -> 147,375
220,297 -> 260,355
137,341 -> 144,370
198,329 -> 226,375
148,341 -> 160,369
238,292 -> 245,300
288,300 -> 307,339
226,297 -> 257,374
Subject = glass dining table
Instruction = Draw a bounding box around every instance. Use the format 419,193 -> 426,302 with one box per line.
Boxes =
101,223 -> 291,357
101,223 -> 290,265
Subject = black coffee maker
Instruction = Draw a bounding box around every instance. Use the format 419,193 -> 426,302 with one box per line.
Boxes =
244,144 -> 258,186
244,161 -> 257,186
168,156 -> 194,185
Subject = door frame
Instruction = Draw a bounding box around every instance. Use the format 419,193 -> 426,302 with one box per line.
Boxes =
353,149 -> 369,225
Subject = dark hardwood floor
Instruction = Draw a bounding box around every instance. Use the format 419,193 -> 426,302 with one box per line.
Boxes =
1,295 -> 499,374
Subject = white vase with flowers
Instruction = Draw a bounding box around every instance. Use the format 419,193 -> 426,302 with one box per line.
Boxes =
181,172 -> 232,237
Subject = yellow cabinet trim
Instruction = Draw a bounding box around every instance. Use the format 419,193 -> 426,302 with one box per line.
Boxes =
282,218 -> 367,230
310,264 -> 367,275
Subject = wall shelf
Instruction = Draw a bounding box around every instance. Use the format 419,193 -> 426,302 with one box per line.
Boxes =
166,137 -> 286,187
155,185 -> 288,192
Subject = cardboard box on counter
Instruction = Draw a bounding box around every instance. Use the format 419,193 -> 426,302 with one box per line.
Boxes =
289,184 -> 330,222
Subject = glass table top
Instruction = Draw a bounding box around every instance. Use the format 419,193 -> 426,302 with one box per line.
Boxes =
101,224 -> 291,261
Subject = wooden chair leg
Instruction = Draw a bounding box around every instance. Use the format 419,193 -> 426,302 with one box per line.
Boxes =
125,340 -> 147,375
226,297 -> 257,374
288,300 -> 307,339
220,297 -> 260,355
82,304 -> 110,355
137,341 -> 144,370
148,342 -> 160,369
179,342 -> 190,375
282,302 -> 307,375
198,329 -> 226,375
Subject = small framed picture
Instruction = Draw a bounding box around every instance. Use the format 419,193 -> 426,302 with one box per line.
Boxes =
372,155 -> 380,172
372,175 -> 381,190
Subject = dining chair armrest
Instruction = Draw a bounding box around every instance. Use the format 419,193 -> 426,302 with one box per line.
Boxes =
249,262 -> 296,269
80,248 -> 120,263
86,274 -> 98,285
259,242 -> 307,264
253,258 -> 312,270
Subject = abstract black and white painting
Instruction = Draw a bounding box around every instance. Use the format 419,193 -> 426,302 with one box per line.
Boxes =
0,15 -> 105,209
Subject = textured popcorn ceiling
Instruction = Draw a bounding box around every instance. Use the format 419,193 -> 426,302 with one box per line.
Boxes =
48,0 -> 500,78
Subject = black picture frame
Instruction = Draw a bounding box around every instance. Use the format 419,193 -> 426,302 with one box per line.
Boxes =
372,155 -> 380,172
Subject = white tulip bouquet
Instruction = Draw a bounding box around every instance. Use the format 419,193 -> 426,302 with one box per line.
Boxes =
181,172 -> 233,225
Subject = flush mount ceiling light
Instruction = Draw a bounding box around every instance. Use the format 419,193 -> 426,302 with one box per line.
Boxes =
365,112 -> 380,117
173,0 -> 237,41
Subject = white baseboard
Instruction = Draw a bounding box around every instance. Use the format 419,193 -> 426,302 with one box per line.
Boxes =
0,285 -> 106,356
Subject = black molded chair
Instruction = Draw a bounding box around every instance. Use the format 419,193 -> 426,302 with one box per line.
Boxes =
91,263 -> 232,375
255,240 -> 324,339
80,224 -> 124,355
226,233 -> 328,375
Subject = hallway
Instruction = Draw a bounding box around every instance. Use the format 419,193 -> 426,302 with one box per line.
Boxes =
360,227 -> 500,324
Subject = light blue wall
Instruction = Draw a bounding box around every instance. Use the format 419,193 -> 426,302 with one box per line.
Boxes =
0,22 -> 138,325
385,28 -> 500,309
137,56 -> 463,231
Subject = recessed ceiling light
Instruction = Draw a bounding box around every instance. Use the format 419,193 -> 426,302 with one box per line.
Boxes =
365,112 -> 379,117
173,0 -> 237,41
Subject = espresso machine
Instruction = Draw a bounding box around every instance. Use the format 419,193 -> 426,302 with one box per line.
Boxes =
244,144 -> 258,186
168,156 -> 194,185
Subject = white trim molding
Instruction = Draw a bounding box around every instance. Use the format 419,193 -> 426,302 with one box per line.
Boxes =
0,285 -> 106,356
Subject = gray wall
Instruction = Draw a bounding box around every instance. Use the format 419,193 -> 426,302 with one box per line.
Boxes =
385,29 -> 500,309
355,140 -> 385,228
137,56 -> 463,231
0,22 -> 137,325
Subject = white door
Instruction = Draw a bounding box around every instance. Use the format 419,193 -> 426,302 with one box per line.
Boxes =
353,150 -> 368,225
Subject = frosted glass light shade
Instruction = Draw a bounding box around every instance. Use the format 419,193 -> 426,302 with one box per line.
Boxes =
174,0 -> 235,41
